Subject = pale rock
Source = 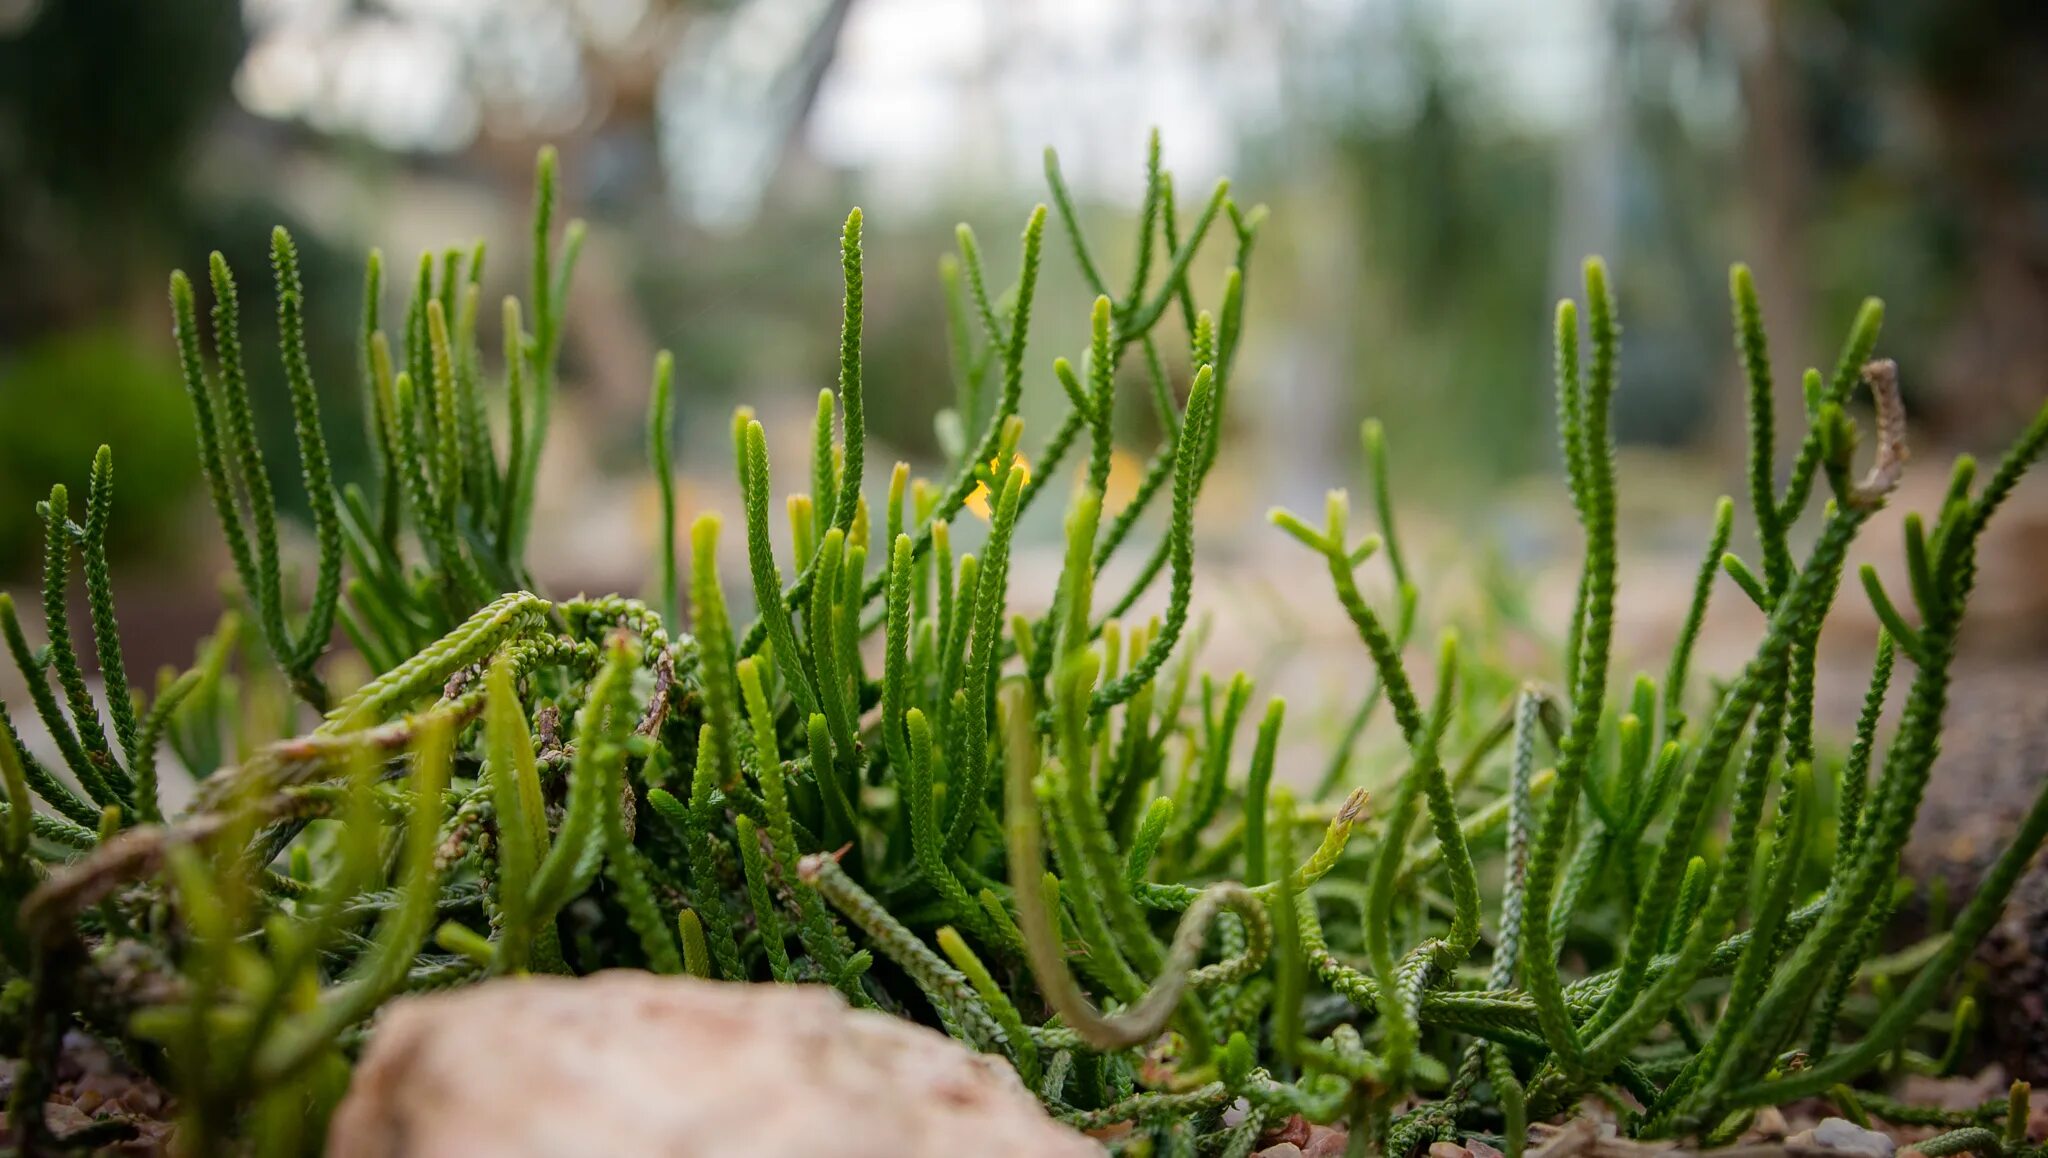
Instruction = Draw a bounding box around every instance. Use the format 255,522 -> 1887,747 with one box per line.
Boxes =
1299,1124 -> 1347,1155
328,971 -> 1097,1158
1263,1115 -> 1312,1149
1789,1117 -> 1897,1158
1749,1107 -> 1790,1140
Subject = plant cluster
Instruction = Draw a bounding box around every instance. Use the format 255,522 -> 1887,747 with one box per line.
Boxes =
0,141 -> 2045,1157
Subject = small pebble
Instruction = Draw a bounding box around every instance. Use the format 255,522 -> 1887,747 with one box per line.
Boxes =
1262,1115 -> 1311,1148
1301,1125 -> 1348,1156
1750,1107 -> 1789,1140
1789,1116 -> 1897,1158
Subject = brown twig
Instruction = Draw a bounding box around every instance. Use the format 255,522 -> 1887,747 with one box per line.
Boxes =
1848,359 -> 1909,510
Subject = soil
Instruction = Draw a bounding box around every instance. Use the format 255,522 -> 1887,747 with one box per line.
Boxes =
1246,1073 -> 2047,1158
0,1030 -> 174,1153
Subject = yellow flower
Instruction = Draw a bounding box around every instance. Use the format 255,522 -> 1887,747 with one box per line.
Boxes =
965,452 -> 1031,520
1103,446 -> 1144,509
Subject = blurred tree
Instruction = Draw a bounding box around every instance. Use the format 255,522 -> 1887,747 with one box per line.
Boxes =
0,0 -> 375,578
1337,67 -> 1558,484
1791,0 -> 2048,442
0,0 -> 244,326
0,0 -> 244,576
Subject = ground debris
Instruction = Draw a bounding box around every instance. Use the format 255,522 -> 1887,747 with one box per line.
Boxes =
0,1031 -> 175,1154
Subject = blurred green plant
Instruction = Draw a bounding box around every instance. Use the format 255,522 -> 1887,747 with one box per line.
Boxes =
0,141 -> 2044,1158
0,329 -> 199,576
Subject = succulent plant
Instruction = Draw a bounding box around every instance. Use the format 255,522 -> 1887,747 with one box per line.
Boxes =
0,138 -> 2043,1157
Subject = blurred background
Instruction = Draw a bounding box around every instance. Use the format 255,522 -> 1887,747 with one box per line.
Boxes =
2,0 -> 2046,728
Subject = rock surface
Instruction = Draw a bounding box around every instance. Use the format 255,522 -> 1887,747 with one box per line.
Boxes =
1900,661 -> 2048,1080
1788,1118 -> 1898,1158
327,971 -> 1097,1158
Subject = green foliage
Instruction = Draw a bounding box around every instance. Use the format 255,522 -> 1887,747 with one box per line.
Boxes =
0,328 -> 199,576
0,140 -> 2045,1157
